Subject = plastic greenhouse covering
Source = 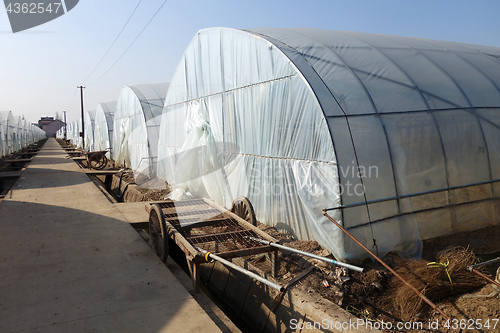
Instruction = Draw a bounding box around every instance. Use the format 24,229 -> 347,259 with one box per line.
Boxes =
84,110 -> 96,151
157,27 -> 500,261
21,119 -> 28,148
113,83 -> 169,186
94,101 -> 116,157
72,119 -> 82,148
16,117 -> 23,149
0,113 -> 7,156
0,111 -> 16,156
68,121 -> 78,144
0,111 -> 44,157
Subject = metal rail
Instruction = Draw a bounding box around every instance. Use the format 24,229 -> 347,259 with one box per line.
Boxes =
196,247 -> 285,292
469,268 -> 500,289
468,257 -> 500,270
468,258 -> 500,289
247,236 -> 364,273
323,178 -> 500,213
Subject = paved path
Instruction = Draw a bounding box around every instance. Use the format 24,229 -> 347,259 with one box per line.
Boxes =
0,138 -> 221,333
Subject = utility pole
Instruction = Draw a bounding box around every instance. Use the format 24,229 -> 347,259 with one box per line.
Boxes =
63,111 -> 67,140
77,86 -> 85,150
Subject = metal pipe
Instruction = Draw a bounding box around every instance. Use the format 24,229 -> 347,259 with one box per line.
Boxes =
468,257 -> 500,270
322,210 -> 450,319
470,268 -> 500,289
247,236 -> 364,273
345,196 -> 500,232
324,178 -> 500,212
197,248 -> 285,292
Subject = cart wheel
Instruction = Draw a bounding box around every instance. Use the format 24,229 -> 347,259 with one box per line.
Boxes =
230,196 -> 257,226
148,204 -> 169,262
88,153 -> 108,170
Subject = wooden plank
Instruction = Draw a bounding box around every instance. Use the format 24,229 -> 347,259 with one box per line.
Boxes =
3,159 -> 31,163
0,171 -> 23,178
216,245 -> 274,259
164,220 -> 200,258
203,198 -> 278,243
129,221 -> 149,229
84,170 -> 121,175
178,217 -> 232,229
114,202 -> 150,223
162,207 -> 221,220
71,157 -> 87,161
186,229 -> 251,244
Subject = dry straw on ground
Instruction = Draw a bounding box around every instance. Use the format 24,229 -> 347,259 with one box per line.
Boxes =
393,246 -> 487,320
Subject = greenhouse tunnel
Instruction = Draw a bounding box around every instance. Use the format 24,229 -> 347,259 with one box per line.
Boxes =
94,101 -> 117,158
0,111 -> 16,156
67,119 -> 83,148
13,116 -> 23,152
157,27 -> 500,261
84,110 -> 96,152
21,119 -> 28,148
0,114 -> 5,157
113,83 -> 169,186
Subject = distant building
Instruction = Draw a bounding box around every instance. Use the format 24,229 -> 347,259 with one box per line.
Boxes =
38,117 -> 65,138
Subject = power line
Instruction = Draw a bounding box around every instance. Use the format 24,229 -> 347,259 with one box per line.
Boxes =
81,0 -> 143,84
88,0 -> 168,87
66,87 -> 78,112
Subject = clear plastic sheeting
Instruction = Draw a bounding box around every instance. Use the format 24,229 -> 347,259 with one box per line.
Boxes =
0,111 -> 16,156
158,28 -> 344,259
13,116 -> 23,152
94,101 -> 116,157
158,27 -> 500,261
84,110 -> 96,152
21,119 -> 29,148
66,120 -> 82,148
31,124 -> 44,144
75,119 -> 83,148
113,83 -> 169,187
0,113 -> 7,157
0,111 -> 44,157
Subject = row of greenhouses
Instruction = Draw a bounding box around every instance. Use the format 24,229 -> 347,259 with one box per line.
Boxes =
0,111 -> 46,158
58,28 -> 500,261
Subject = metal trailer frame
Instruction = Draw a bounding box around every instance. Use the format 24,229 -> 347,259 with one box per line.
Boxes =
145,197 -> 281,292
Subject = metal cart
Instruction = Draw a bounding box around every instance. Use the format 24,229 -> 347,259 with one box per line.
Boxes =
145,196 -> 282,292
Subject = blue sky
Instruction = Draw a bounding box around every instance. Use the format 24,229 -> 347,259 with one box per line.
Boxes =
1,0 -> 500,123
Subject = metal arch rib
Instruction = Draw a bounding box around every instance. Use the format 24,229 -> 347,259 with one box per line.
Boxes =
404,49 -> 493,183
350,34 -> 451,192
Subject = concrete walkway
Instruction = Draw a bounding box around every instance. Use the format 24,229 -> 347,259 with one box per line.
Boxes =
0,138 -> 222,333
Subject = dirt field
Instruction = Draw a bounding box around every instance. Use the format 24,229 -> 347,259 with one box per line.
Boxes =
240,218 -> 500,333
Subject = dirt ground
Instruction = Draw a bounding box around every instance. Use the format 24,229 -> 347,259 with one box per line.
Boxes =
250,222 -> 500,333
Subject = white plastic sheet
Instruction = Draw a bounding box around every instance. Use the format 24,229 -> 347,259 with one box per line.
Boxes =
158,28 -> 500,261
113,84 -> 169,185
94,101 -> 116,157
0,111 -> 16,156
84,110 -> 95,151
158,28 -> 346,258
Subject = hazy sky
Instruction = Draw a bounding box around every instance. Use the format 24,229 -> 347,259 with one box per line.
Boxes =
1,0 -> 500,124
